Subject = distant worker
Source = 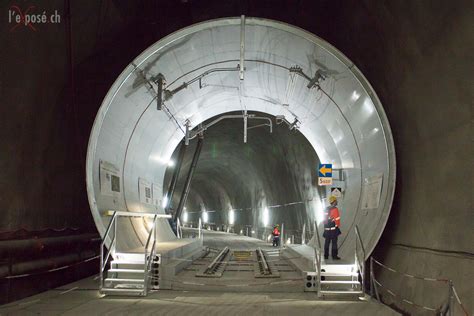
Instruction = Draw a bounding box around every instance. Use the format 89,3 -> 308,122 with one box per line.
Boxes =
272,224 -> 281,247
323,196 -> 341,260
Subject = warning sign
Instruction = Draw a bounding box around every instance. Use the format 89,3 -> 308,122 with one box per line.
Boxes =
139,178 -> 153,205
100,160 -> 120,196
361,174 -> 383,210
331,187 -> 342,198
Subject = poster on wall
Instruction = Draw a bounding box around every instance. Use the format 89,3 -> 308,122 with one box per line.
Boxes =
139,178 -> 153,205
361,173 -> 384,210
99,160 -> 120,196
152,184 -> 161,207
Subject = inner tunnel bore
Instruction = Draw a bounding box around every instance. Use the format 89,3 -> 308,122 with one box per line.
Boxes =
163,111 -> 324,244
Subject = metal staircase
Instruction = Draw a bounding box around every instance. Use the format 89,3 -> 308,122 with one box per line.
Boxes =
312,223 -> 366,298
99,211 -> 171,296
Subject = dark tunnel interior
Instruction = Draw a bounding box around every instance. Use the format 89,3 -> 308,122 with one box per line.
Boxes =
163,111 -> 323,237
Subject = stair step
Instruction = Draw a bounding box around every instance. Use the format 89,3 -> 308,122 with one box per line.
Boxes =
321,280 -> 360,284
108,269 -> 144,273
105,278 -> 144,283
320,290 -> 364,295
321,272 -> 358,277
101,288 -> 145,295
111,260 -> 145,265
115,253 -> 147,261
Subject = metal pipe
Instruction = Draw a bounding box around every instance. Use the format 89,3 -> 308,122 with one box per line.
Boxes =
165,140 -> 187,213
0,233 -> 99,257
0,252 -> 98,279
165,67 -> 239,101
186,114 -> 272,143
174,136 -> 204,222
187,115 -> 244,140
302,223 -> 306,245
239,15 -> 245,80
243,111 -> 248,143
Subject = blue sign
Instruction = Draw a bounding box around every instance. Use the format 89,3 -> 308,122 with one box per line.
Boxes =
318,164 -> 332,177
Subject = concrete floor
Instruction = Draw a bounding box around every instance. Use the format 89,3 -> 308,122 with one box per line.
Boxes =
0,231 -> 399,315
0,275 -> 399,316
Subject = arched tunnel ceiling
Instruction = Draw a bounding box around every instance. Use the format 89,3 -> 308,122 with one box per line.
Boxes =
163,112 -> 322,233
86,17 -> 396,258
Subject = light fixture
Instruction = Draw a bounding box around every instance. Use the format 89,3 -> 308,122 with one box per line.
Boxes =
162,196 -> 169,209
202,210 -> 208,223
262,207 -> 269,227
351,90 -> 361,102
229,209 -> 235,225
315,199 -> 324,225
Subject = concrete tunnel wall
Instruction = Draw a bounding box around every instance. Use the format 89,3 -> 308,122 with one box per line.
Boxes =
0,1 -> 471,313
86,18 -> 396,260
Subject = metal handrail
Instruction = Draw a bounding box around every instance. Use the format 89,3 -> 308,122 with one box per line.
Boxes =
313,221 -> 322,297
355,225 -> 365,294
144,215 -> 158,295
100,211 -> 118,290
176,218 -> 182,239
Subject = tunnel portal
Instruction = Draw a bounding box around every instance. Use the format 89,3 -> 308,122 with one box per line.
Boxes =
86,17 -> 395,269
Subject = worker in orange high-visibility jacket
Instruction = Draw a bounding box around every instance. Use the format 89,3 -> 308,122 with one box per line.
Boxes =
272,224 -> 281,247
323,196 -> 341,260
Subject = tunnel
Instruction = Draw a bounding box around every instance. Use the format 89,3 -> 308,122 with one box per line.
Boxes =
86,17 -> 395,261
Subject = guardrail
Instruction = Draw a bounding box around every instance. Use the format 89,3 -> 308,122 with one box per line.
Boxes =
370,257 -> 469,315
100,211 -> 118,291
355,225 -> 365,295
313,221 -> 323,297
143,214 -> 158,296
99,211 -> 171,295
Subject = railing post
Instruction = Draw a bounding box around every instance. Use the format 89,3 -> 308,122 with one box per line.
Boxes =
370,257 -> 374,298
198,218 -> 202,239
302,223 -> 306,245
113,214 -> 117,254
100,242 -> 104,290
280,223 -> 284,249
177,218 -> 181,239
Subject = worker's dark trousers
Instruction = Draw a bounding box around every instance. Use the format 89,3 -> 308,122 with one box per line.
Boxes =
324,236 -> 338,258
272,236 -> 280,247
